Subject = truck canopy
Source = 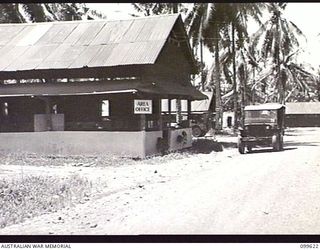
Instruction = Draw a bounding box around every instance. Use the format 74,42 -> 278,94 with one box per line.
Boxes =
244,103 -> 285,111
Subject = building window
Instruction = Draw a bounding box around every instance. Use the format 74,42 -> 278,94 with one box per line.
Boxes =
101,100 -> 109,117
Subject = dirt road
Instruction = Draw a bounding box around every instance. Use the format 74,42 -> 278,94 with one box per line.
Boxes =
1,127 -> 320,234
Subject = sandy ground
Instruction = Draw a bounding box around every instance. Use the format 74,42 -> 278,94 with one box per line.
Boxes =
0,127 -> 320,234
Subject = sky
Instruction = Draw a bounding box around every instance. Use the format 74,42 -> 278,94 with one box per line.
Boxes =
283,3 -> 320,69
87,3 -> 320,70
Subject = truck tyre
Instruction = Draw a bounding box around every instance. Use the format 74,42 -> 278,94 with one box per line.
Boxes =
238,137 -> 245,154
156,137 -> 169,155
192,126 -> 203,137
272,134 -> 280,151
279,134 -> 284,150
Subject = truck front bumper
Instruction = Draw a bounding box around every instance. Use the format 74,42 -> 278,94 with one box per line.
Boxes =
240,136 -> 272,146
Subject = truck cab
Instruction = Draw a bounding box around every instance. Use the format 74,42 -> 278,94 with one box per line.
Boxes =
238,103 -> 286,154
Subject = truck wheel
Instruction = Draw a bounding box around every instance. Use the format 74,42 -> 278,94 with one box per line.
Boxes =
238,138 -> 245,154
279,135 -> 284,151
238,142 -> 245,154
200,130 -> 207,137
272,135 -> 280,151
192,126 -> 202,137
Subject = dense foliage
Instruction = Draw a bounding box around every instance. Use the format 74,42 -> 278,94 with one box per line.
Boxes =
0,3 -> 105,23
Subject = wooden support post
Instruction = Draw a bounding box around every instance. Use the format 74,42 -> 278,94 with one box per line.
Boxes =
176,98 -> 182,125
44,97 -> 52,131
140,114 -> 146,131
45,98 -> 51,114
158,99 -> 163,130
187,99 -> 191,127
168,98 -> 171,128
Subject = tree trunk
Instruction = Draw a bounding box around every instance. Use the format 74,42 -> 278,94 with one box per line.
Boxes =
282,71 -> 286,104
232,23 -> 238,130
176,98 -> 182,126
172,3 -> 178,13
214,28 -> 222,131
279,69 -> 286,104
275,20 -> 284,104
318,77 -> 320,101
200,38 -> 205,91
239,64 -> 247,126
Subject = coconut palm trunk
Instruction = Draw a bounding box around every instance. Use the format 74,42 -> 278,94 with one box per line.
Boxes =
214,27 -> 222,131
171,3 -> 178,13
231,22 -> 238,130
318,74 -> 320,101
239,64 -> 247,126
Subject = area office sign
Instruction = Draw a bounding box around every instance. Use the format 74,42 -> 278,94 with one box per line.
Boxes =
134,99 -> 152,114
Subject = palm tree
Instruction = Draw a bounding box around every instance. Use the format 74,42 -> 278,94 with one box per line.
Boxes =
185,3 -> 266,130
185,3 -> 232,130
0,4 -> 24,23
0,3 -> 101,23
317,68 -> 320,101
229,4 -> 266,128
132,3 -> 186,16
252,2 -> 306,104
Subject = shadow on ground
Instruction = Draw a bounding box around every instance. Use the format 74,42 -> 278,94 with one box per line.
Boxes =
284,141 -> 319,147
246,147 -> 297,154
189,139 -> 224,154
219,141 -> 238,148
187,137 -> 318,155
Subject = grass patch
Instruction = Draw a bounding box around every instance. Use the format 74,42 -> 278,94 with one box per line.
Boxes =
0,151 -> 197,168
0,152 -> 138,168
0,174 -> 92,228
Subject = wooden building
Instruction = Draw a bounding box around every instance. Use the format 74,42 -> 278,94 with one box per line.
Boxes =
285,102 -> 320,127
0,14 -> 206,158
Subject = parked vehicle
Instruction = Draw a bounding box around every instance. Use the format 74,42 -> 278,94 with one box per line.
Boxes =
190,112 -> 214,137
160,91 -> 215,137
190,91 -> 215,137
238,103 -> 286,154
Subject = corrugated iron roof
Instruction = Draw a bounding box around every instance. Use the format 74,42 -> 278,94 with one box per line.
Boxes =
285,102 -> 320,114
0,80 -> 207,100
0,14 -> 180,72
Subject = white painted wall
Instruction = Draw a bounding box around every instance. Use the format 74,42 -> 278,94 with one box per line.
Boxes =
34,114 -> 65,132
168,128 -> 192,152
222,111 -> 235,128
0,131 -> 161,158
144,131 -> 163,157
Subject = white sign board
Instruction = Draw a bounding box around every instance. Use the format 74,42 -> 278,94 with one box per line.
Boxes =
134,100 -> 152,114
